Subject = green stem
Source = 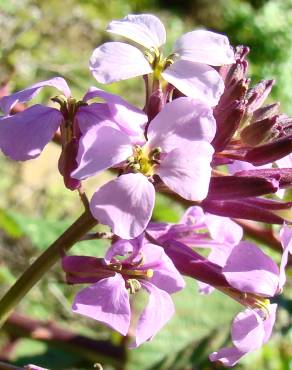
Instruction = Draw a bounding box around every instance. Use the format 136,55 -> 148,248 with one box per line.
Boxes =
0,211 -> 97,328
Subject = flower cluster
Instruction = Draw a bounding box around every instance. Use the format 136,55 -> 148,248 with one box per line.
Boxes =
0,13 -> 291,367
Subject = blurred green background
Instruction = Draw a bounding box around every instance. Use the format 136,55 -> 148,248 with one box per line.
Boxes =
0,0 -> 291,369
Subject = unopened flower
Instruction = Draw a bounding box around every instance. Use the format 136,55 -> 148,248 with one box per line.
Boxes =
90,14 -> 235,105
73,97 -> 216,239
62,236 -> 185,347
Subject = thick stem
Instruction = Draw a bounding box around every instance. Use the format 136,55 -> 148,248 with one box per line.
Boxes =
0,211 -> 97,328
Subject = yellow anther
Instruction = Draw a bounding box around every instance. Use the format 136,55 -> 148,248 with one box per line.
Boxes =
146,269 -> 154,278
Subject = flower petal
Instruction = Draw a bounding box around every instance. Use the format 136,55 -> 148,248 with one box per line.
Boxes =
204,213 -> 243,246
157,143 -> 214,201
223,241 -> 280,296
148,97 -> 216,152
90,173 -> 155,239
262,303 -> 277,343
0,77 -> 71,114
131,281 -> 174,348
107,14 -> 166,49
82,87 -> 147,137
76,103 -> 112,133
162,60 -> 224,106
104,235 -> 144,264
72,274 -> 131,336
209,347 -> 246,367
0,105 -> 62,160
141,243 -> 185,293
278,225 -> 292,291
174,30 -> 235,66
90,42 -> 152,84
72,124 -> 133,180
231,309 -> 265,352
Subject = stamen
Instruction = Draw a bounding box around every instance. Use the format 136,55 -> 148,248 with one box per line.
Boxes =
127,279 -> 141,294
122,268 -> 154,279
221,287 -> 271,319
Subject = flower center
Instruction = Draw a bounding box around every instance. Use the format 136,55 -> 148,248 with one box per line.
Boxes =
145,47 -> 178,79
126,145 -> 161,177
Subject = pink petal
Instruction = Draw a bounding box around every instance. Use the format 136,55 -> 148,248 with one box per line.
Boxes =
209,347 -> 246,367
89,42 -> 152,84
107,14 -> 166,49
72,124 -> 132,180
0,77 -> 71,114
231,309 -> 265,352
228,159 -> 272,174
76,103 -> 112,133
0,105 -> 62,160
131,281 -> 174,348
174,30 -> 235,66
180,206 -> 206,227
157,143 -> 214,201
104,236 -> 144,264
90,173 -> 155,239
83,87 -> 147,137
148,97 -> 216,152
223,241 -> 280,296
276,154 -> 292,168
72,274 -> 131,336
162,60 -> 224,106
204,213 -> 243,246
141,243 -> 185,293
278,225 -> 292,291
262,303 -> 277,343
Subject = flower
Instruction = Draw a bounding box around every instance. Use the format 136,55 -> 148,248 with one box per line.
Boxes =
72,97 -> 216,239
62,236 -> 185,347
209,224 -> 292,367
0,80 -> 147,189
90,14 -> 235,105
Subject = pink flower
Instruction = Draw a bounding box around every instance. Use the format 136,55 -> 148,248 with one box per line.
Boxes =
72,97 -> 216,239
210,225 -> 292,366
90,14 -> 235,105
62,236 -> 185,347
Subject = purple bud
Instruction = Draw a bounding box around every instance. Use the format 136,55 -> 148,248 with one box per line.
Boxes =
245,135 -> 292,165
212,101 -> 246,151
145,88 -> 164,122
251,103 -> 280,123
240,116 -> 278,146
201,198 -> 288,224
58,138 -> 81,190
234,168 -> 292,189
207,175 -> 279,200
246,80 -> 274,114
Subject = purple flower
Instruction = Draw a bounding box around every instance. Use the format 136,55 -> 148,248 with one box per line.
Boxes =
148,206 -> 243,293
209,304 -> 277,367
0,80 -> 147,190
90,14 -> 235,105
62,236 -> 185,347
72,97 -> 216,239
209,224 -> 292,367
